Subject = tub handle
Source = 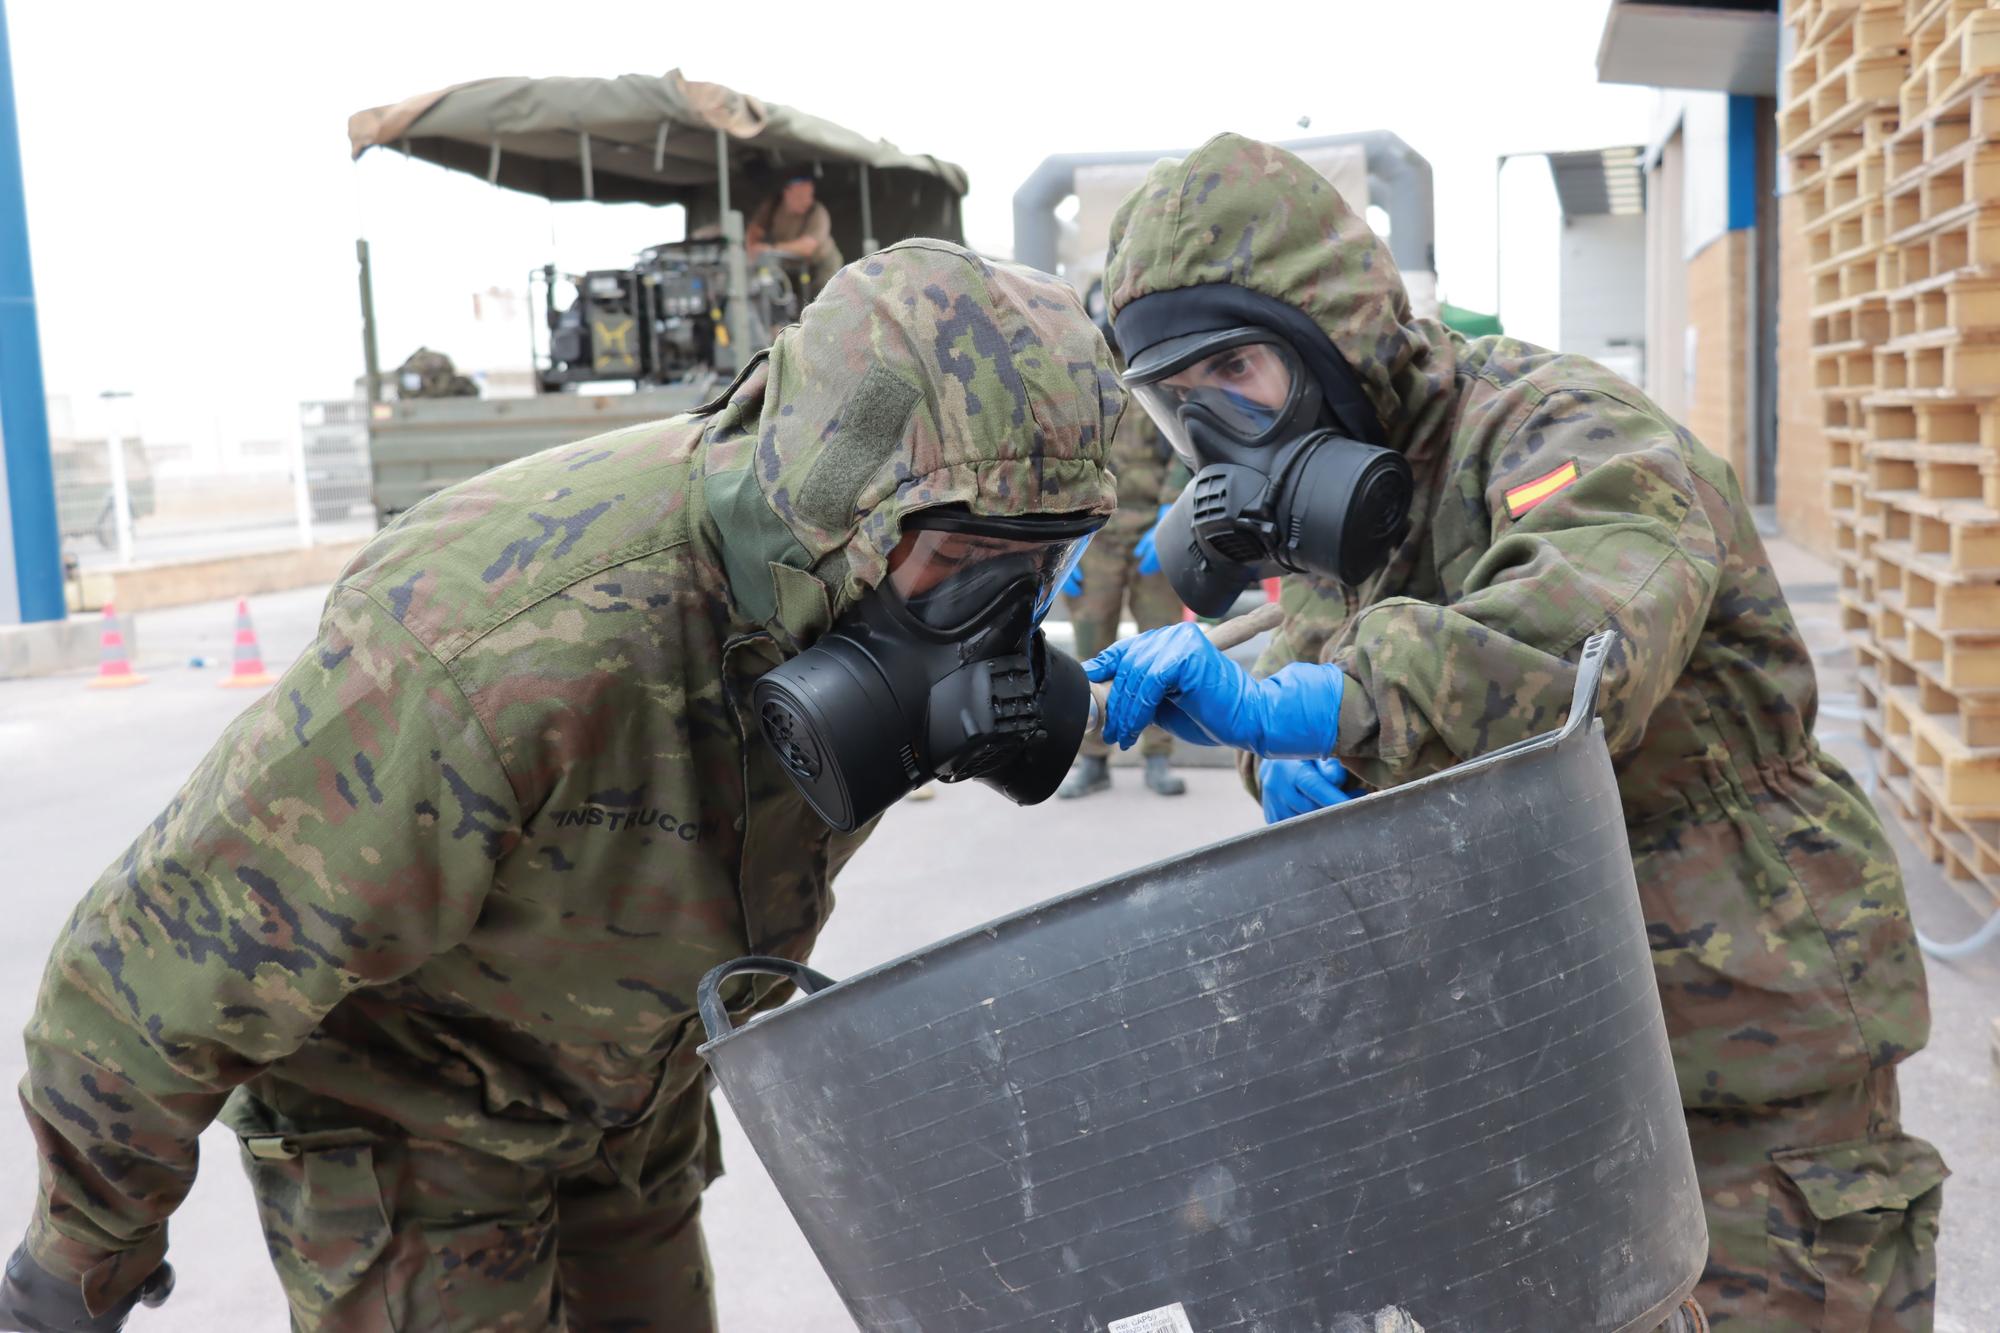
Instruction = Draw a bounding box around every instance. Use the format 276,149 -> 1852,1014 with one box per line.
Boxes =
1557,629 -> 1618,746
698,955 -> 838,1042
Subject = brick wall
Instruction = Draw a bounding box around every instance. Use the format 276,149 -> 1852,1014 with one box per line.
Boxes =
1684,230 -> 1752,487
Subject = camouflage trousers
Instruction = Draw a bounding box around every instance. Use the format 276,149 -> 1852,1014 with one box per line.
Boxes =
1064,528 -> 1186,760
226,1088 -> 718,1332
1686,1067 -> 1945,1331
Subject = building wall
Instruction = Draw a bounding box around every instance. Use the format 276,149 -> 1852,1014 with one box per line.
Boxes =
1645,90 -> 1767,501
1646,132 -> 1689,418
1684,229 -> 1752,487
1774,190 -> 1833,557
1560,213 -> 1647,387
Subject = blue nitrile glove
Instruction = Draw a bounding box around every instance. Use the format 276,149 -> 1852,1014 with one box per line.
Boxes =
1259,757 -> 1355,824
1082,622 -> 1346,757
1134,504 -> 1172,576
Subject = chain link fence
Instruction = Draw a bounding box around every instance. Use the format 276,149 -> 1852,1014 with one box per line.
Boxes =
48,399 -> 379,576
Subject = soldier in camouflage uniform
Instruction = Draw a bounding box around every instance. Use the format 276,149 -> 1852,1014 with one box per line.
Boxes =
1058,396 -> 1191,799
394,346 -> 478,399
1085,135 -> 1945,1332
3,241 -> 1120,1332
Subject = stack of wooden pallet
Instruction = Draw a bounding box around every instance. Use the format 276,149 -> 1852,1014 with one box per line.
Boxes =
1789,0 -> 1907,599
1800,0 -> 2000,901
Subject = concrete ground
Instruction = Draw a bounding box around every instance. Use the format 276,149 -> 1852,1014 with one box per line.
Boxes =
0,542 -> 1993,1331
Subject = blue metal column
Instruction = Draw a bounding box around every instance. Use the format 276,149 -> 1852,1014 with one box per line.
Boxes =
0,0 -> 62,623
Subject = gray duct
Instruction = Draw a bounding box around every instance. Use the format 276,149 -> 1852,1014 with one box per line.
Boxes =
1011,131 -> 1436,279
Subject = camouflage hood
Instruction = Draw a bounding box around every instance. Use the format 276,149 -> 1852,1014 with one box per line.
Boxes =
697,240 -> 1122,643
1103,133 -> 1457,456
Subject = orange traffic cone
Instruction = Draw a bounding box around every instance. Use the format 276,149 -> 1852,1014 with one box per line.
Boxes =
87,603 -> 147,688
221,598 -> 277,689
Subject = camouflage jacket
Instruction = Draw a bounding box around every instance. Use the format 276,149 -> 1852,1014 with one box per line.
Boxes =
1106,134 -> 1930,1112
1103,402 -> 1188,536
19,241 -> 1121,1312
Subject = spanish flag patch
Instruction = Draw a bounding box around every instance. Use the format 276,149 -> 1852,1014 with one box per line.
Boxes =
1503,460 -> 1581,518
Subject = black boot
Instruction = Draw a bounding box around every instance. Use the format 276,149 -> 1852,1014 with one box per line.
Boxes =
1058,755 -> 1111,799
1143,753 -> 1187,796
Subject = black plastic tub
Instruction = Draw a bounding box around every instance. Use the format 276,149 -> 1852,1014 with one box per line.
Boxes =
699,633 -> 1704,1332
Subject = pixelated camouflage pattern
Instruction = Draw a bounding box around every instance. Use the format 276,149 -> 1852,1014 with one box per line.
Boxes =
17,239 -> 1120,1320
1068,404 -> 1187,759
1110,135 -> 1941,1331
1100,405 -> 1188,536
1690,1070 -> 1944,1331
227,1080 -> 718,1330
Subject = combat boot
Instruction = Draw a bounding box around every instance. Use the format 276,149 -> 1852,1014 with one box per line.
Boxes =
1058,755 -> 1111,799
1143,753 -> 1187,796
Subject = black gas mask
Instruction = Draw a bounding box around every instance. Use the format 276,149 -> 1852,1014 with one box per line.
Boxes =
753,509 -> 1101,833
1117,292 -> 1413,616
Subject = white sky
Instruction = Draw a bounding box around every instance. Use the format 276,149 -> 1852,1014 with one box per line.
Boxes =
7,0 -> 1658,454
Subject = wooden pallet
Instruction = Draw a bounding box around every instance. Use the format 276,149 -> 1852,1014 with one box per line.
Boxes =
1865,741 -> 2000,914
1829,393 -> 1871,437
1792,1 -> 1909,104
1884,138 -> 2000,231
1871,539 -> 2000,635
1871,583 -> 2000,686
1903,0 -> 1984,42
1885,199 -> 2000,284
1877,681 -> 2000,811
1897,71 -> 2000,163
1866,464 -> 2000,565
1802,108 -> 1902,188
1808,143 -> 1891,225
1832,467 -> 1872,522
1900,9 -> 2000,124
1823,338 -> 1893,390
1816,291 -> 1895,345
1860,661 -> 2000,916
1787,53 -> 1911,153
1885,267 -> 2000,336
1908,0 -> 1989,59
1814,241 -> 1893,304
1877,328 -> 2000,388
1808,187 -> 1888,265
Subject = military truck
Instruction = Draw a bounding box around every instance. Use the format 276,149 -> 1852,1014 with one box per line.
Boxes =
346,70 -> 970,522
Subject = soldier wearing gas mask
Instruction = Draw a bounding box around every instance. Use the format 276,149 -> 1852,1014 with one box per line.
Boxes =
3,241 -> 1117,1333
1085,135 -> 1943,1333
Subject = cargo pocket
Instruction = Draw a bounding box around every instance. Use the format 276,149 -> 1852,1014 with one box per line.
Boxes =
238,1128 -> 397,1328
1766,1135 -> 1946,1329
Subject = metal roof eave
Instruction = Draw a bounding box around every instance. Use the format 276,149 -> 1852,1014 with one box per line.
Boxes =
1596,1 -> 1781,97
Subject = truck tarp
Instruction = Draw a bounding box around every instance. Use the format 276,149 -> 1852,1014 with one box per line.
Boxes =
348,70 -> 967,248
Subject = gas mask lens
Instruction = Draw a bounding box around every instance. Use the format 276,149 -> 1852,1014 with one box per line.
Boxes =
887,525 -> 1091,632
1122,322 -> 1413,604
1127,334 -> 1303,464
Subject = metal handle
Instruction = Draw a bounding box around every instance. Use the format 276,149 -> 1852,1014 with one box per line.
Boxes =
1558,629 -> 1619,744
697,955 -> 838,1042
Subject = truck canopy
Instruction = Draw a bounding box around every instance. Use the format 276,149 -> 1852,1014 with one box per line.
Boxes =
348,70 -> 968,255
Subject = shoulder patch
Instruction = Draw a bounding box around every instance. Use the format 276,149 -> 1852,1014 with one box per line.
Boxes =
1503,460 -> 1580,518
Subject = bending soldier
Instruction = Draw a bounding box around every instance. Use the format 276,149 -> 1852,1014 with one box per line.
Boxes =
3,242 -> 1119,1333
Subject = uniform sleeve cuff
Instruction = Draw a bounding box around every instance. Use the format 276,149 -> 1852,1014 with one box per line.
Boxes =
1335,674 -> 1378,758
27,1210 -> 167,1317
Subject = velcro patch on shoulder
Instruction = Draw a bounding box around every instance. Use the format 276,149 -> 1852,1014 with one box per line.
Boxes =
1503,460 -> 1581,518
